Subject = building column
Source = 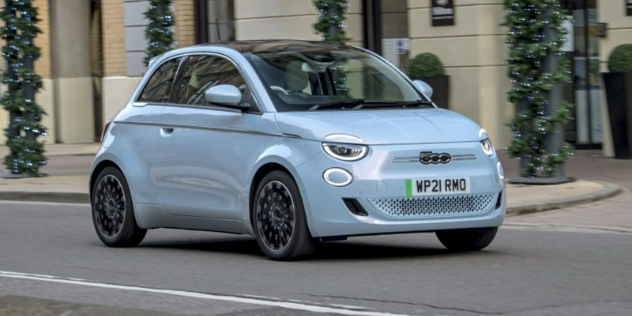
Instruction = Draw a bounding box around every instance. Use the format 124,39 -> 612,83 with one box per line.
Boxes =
50,0 -> 95,143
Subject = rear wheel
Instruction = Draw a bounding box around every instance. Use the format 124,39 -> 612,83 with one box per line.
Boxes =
436,227 -> 498,251
253,171 -> 317,260
91,166 -> 146,247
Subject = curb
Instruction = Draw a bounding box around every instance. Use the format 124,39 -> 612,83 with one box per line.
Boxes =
0,192 -> 90,204
0,181 -> 623,212
506,181 -> 623,216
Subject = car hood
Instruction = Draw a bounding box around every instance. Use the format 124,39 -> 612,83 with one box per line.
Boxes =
274,109 -> 482,145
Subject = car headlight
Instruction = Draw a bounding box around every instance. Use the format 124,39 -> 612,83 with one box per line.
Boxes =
322,143 -> 368,161
480,138 -> 494,156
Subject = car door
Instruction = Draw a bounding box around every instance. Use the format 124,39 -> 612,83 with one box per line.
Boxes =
123,56 -> 184,205
151,54 -> 265,219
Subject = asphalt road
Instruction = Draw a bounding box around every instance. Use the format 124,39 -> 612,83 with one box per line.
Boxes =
0,200 -> 631,316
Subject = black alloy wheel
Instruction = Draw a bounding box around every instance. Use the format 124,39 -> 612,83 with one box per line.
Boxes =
91,166 -> 146,247
253,171 -> 317,260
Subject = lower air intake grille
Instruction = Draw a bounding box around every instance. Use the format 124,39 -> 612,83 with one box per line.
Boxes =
368,193 -> 496,219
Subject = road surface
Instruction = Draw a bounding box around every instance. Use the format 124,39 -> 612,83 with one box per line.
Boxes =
0,199 -> 630,316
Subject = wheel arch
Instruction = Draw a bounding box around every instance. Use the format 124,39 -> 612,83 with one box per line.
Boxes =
246,157 -> 319,236
89,160 -> 122,198
248,162 -> 294,224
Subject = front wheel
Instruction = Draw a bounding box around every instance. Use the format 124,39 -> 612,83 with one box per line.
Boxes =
253,171 -> 317,261
91,166 -> 146,247
436,227 -> 498,252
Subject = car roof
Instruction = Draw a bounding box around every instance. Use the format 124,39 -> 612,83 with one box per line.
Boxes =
182,40 -> 357,55
150,40 -> 369,67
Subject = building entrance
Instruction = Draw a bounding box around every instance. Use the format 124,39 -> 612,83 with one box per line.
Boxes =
562,0 -> 602,147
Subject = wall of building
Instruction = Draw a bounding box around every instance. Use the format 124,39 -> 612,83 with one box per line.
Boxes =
598,1 -> 632,157
407,0 -> 513,148
6,0 -> 625,149
102,0 -> 135,127
174,0 -> 196,47
234,0 -> 363,47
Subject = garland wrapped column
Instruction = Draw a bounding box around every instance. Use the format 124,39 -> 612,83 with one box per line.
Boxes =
313,0 -> 350,95
0,0 -> 47,177
313,0 -> 350,44
144,0 -> 175,66
503,0 -> 574,182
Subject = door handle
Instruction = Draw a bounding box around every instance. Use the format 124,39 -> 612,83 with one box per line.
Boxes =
160,127 -> 174,137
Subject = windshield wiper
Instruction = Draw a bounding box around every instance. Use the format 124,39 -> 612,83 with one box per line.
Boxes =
308,99 -> 433,111
352,100 -> 433,110
309,99 -> 365,111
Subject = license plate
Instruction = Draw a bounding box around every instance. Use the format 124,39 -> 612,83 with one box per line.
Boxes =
406,178 -> 470,197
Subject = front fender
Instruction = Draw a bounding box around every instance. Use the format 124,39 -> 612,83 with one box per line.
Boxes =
242,138 -> 321,235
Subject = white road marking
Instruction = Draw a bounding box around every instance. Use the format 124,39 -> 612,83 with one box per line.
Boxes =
0,270 -> 415,316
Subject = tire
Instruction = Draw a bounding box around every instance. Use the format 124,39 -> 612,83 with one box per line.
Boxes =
252,170 -> 317,260
91,166 -> 147,247
435,227 -> 498,252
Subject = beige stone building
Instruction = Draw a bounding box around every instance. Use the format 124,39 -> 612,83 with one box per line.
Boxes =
0,0 -> 630,156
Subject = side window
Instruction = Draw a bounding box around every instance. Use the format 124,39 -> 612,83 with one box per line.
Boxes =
174,55 -> 248,106
137,57 -> 182,103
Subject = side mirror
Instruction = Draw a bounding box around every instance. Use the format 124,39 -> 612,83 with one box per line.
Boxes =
413,80 -> 433,99
205,85 -> 249,110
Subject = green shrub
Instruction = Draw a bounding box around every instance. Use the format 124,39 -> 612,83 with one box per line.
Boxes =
608,44 -> 632,73
408,53 -> 445,79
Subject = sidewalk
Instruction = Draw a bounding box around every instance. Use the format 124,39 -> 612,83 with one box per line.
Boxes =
0,143 -> 100,157
0,144 -> 623,215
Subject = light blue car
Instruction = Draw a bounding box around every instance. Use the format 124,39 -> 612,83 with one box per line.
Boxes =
90,40 -> 505,260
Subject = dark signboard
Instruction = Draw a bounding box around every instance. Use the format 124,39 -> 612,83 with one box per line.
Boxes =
627,0 -> 632,16
431,0 -> 455,27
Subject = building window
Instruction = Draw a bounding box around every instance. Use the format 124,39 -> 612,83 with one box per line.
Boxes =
195,0 -> 235,44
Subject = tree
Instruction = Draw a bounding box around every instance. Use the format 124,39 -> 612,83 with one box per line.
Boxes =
144,0 -> 175,66
503,0 -> 574,180
0,0 -> 47,177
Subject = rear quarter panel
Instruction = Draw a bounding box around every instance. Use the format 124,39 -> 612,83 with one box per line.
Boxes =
91,105 -> 164,205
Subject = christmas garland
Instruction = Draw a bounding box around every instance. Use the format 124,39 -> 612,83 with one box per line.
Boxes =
313,0 -> 350,44
503,0 -> 574,178
0,0 -> 47,176
314,0 -> 350,95
144,0 -> 175,65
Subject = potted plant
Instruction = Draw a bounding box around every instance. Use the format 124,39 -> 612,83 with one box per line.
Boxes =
603,44 -> 632,159
407,53 -> 449,109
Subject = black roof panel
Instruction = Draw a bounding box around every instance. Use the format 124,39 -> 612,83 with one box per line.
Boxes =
194,40 -> 355,54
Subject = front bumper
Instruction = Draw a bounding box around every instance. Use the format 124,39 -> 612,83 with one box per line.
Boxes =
295,141 -> 506,237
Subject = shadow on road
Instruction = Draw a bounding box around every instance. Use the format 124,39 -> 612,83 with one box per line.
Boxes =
136,236 -> 502,261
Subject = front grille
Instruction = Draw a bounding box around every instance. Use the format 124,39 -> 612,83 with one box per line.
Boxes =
368,193 -> 496,219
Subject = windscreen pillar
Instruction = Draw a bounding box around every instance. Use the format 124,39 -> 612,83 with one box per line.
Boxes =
50,0 -> 95,143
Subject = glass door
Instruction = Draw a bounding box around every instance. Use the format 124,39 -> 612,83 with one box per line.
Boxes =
562,0 -> 603,147
362,0 -> 410,69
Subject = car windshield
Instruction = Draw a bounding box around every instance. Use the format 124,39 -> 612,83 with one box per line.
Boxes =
244,45 -> 432,112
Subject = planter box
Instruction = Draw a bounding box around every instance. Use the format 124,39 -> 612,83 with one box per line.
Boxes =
420,75 -> 450,109
603,72 -> 632,159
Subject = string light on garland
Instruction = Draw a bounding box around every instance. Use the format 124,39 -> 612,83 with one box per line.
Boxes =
1,0 -> 47,177
503,0 -> 574,178
144,0 -> 176,66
